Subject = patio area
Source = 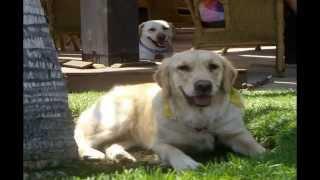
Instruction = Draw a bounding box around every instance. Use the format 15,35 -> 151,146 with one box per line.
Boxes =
60,30 -> 296,92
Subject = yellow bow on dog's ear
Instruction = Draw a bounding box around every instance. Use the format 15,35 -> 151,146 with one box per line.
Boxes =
163,98 -> 174,120
229,88 -> 245,109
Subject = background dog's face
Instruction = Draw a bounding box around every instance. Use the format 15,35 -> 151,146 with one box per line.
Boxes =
155,50 -> 237,107
139,20 -> 175,48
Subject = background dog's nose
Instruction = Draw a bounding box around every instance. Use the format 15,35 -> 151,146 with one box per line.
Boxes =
157,33 -> 166,41
194,80 -> 212,94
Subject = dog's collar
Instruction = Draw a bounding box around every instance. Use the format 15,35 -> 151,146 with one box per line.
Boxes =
162,88 -> 245,119
139,40 -> 170,54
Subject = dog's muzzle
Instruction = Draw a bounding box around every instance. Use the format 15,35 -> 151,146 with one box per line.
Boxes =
147,34 -> 168,48
180,80 -> 213,107
157,33 -> 166,42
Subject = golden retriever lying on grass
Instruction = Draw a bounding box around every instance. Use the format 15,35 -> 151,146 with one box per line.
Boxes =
74,50 -> 265,170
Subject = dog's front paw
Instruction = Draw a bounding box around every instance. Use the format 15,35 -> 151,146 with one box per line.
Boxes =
105,144 -> 136,163
241,143 -> 266,157
106,151 -> 137,163
249,144 -> 266,156
169,153 -> 201,171
81,148 -> 106,160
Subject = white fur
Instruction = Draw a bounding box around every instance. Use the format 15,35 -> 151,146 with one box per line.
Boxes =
139,20 -> 174,61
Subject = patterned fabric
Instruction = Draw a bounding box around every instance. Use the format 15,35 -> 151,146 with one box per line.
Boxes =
199,0 -> 225,22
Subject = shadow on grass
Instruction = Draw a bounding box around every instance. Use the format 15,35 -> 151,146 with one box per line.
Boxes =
28,144 -> 233,179
33,150 -> 172,179
28,128 -> 295,179
188,142 -> 234,164
261,126 -> 296,167
36,123 -> 295,178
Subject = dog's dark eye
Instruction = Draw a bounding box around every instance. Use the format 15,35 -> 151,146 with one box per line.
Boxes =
162,26 -> 169,30
208,64 -> 218,71
148,28 -> 156,32
177,65 -> 191,72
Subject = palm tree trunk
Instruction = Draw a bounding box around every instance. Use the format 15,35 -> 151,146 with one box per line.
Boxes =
23,0 -> 77,169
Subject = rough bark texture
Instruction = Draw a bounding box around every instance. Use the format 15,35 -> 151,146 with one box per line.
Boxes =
23,0 -> 77,170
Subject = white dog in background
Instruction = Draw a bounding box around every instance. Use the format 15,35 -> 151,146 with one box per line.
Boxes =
139,20 -> 175,61
74,50 -> 266,170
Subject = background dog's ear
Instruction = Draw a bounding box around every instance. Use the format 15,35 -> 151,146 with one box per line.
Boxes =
168,22 -> 176,38
222,57 -> 237,93
138,22 -> 145,37
154,59 -> 171,97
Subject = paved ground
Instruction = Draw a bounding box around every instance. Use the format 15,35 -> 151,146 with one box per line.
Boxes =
247,63 -> 296,91
218,47 -> 296,91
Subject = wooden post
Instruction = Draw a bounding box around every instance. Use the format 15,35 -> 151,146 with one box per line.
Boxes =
276,0 -> 286,76
80,0 -> 139,66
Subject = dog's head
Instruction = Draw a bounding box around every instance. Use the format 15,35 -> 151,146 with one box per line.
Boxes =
139,20 -> 175,49
154,50 -> 237,107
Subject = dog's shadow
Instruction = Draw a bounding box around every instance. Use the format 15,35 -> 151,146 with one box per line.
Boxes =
49,144 -> 234,178
188,143 -> 234,164
25,144 -> 233,178
25,137 -> 295,179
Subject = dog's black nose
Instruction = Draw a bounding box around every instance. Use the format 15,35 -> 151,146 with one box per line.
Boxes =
194,80 -> 212,94
157,33 -> 166,42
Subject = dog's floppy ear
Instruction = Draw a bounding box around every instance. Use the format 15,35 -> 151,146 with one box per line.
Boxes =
222,57 -> 237,93
139,22 -> 145,37
154,58 -> 171,97
168,22 -> 176,38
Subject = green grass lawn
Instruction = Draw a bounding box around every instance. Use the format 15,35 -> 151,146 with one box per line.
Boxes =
27,90 -> 296,180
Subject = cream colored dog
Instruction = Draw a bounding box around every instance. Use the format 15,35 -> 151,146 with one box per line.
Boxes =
139,20 -> 175,60
74,50 -> 265,170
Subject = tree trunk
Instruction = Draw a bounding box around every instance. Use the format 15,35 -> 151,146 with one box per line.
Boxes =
23,0 -> 77,170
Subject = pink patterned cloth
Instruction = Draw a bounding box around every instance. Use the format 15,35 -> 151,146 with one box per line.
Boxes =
199,0 -> 225,22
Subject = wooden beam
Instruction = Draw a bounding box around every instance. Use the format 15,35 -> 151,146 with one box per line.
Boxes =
63,60 -> 93,69
80,0 -> 139,66
275,0 -> 285,76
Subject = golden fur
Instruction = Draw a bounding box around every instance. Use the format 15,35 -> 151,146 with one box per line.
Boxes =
74,50 -> 265,170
